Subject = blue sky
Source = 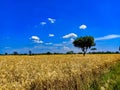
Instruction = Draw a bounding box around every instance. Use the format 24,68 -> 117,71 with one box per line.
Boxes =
1,0 -> 120,54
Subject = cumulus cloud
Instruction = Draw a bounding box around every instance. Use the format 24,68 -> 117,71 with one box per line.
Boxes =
30,36 -> 43,44
49,34 -> 55,37
31,36 -> 39,40
63,33 -> 78,39
48,18 -> 56,23
79,24 -> 87,30
95,34 -> 120,41
40,22 -> 47,26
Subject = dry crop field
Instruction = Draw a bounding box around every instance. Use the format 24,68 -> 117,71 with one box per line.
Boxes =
0,54 -> 120,90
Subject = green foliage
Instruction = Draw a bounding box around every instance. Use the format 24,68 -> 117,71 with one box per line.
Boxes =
66,51 -> 74,54
73,36 -> 95,56
13,51 -> 19,55
46,52 -> 52,55
89,61 -> 120,90
5,52 -> 8,55
91,48 -> 97,51
100,61 -> 120,90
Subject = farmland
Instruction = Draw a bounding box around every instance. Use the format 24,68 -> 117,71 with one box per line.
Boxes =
0,54 -> 120,90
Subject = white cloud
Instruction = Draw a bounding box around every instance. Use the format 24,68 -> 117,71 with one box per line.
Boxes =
63,33 -> 78,39
79,24 -> 87,30
54,44 -> 63,47
63,46 -> 71,51
40,22 -> 47,26
48,18 -> 56,23
70,38 -> 74,42
31,36 -> 39,40
95,34 -> 120,41
62,41 -> 67,44
30,36 -> 43,44
34,40 -> 43,44
49,34 -> 55,37
45,43 -> 53,45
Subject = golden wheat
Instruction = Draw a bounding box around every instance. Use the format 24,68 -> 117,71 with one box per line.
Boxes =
0,54 -> 120,90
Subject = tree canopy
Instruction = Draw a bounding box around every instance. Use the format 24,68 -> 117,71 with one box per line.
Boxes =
73,36 -> 95,56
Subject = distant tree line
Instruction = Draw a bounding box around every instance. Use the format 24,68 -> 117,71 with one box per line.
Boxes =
1,50 -> 119,56
1,45 -> 120,55
1,51 -> 64,55
66,51 -> 120,54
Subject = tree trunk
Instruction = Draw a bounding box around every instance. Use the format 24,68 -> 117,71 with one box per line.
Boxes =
83,52 -> 86,56
82,48 -> 87,56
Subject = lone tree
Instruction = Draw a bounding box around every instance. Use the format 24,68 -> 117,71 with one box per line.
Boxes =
73,36 -> 95,56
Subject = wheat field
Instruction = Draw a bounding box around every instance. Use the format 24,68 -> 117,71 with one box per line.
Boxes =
0,54 -> 120,90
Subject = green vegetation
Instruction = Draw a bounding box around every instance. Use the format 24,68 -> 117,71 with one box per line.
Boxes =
100,61 -> 120,90
90,60 -> 120,90
73,36 -> 95,56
